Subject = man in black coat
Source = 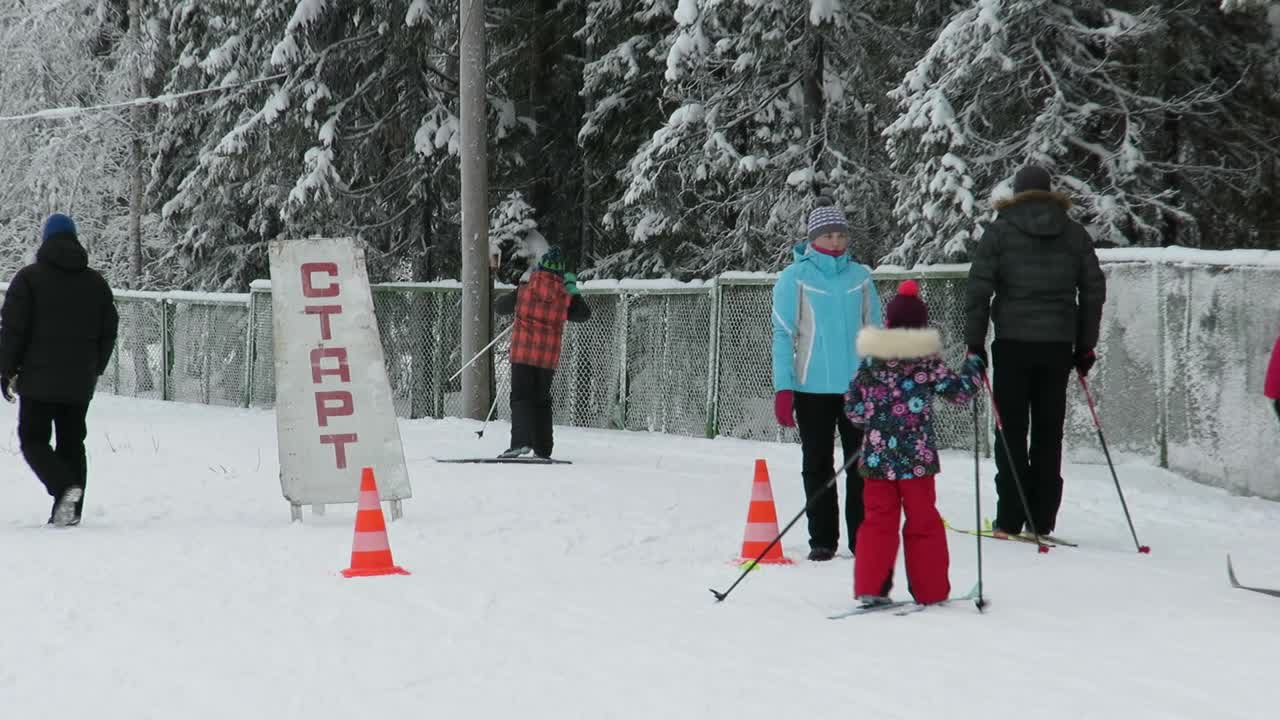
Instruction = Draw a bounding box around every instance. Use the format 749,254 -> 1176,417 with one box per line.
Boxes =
0,213 -> 119,526
965,165 -> 1106,538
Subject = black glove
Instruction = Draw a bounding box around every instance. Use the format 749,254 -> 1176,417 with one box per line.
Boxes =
1074,349 -> 1098,376
1273,398 -> 1279,423
1,375 -> 12,403
967,346 -> 988,368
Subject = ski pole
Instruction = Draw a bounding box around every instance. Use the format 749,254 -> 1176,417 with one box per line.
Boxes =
1076,372 -> 1151,554
710,451 -> 861,603
973,398 -> 985,611
979,374 -> 1050,554
475,392 -> 501,438
448,324 -> 513,384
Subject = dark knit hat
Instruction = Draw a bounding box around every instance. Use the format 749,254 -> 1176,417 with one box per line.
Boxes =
1012,165 -> 1052,194
538,245 -> 565,275
42,213 -> 77,242
806,196 -> 849,243
885,280 -> 928,329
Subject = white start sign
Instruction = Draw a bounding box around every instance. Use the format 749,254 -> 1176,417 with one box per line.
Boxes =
267,237 -> 411,508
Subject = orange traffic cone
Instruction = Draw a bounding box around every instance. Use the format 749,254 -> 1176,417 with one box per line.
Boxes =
738,459 -> 792,565
341,467 -> 410,578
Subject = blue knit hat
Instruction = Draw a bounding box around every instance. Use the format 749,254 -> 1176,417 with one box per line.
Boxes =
806,196 -> 848,242
42,213 -> 77,242
538,246 -> 565,275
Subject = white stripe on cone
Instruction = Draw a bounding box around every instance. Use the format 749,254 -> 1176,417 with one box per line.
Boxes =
359,490 -> 380,508
352,531 -> 391,553
743,522 -> 780,543
750,482 -> 775,502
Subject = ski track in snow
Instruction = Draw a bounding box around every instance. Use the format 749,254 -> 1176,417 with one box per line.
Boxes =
1,396 -> 1278,719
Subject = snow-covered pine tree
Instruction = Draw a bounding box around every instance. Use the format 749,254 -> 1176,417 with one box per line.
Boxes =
492,0 -> 588,273
0,0 -> 148,282
263,0 -> 476,283
883,0 -> 1250,265
602,0 -> 911,278
151,1 -> 298,289
1140,0 -> 1280,249
10,0 -> 1274,292
1218,0 -> 1279,12
155,0 -> 538,289
576,0 -> 669,276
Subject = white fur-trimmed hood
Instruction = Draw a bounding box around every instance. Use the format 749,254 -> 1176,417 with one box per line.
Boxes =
856,327 -> 942,360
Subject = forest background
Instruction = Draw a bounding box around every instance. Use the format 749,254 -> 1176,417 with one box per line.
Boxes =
1,0 -> 1277,290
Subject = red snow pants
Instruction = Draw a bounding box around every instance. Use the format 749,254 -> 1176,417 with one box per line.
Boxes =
853,476 -> 950,604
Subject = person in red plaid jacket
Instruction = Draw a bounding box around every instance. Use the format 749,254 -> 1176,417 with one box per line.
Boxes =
494,246 -> 591,459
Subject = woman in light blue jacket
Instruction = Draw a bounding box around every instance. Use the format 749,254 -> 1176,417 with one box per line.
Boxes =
771,197 -> 883,561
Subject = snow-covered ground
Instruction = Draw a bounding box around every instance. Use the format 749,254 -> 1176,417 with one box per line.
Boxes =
2,396 -> 1278,719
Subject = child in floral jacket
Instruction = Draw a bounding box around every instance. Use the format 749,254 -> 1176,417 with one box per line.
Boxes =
844,280 -> 985,605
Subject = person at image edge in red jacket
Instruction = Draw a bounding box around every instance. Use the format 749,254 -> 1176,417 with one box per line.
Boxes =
1266,334 -> 1280,425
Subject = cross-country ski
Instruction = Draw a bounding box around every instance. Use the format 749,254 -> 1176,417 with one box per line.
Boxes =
1227,554 -> 1280,598
433,456 -> 573,465
828,584 -> 982,619
943,517 -> 1079,547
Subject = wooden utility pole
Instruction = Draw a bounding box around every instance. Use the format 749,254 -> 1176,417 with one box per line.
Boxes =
128,0 -> 144,284
127,0 -> 154,392
459,0 -> 491,419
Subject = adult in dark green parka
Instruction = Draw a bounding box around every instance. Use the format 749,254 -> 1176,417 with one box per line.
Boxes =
965,165 -> 1106,538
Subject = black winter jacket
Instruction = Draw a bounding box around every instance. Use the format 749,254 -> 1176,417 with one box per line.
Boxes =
0,233 -> 119,403
964,191 -> 1106,352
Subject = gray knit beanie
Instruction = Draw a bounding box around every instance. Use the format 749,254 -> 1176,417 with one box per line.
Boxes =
807,196 -> 849,243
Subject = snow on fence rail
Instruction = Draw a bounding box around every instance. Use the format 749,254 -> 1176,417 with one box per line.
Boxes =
3,247 -> 1277,497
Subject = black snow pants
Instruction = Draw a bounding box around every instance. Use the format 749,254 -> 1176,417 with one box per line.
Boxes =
509,363 -> 556,458
991,340 -> 1073,535
794,392 -> 864,554
19,398 -> 91,519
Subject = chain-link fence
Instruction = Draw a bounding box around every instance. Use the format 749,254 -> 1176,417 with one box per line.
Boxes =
1156,262 -> 1280,498
1063,262 -> 1161,462
23,254 -> 1278,497
624,289 -> 713,436
99,291 -> 249,407
715,277 -> 791,443
370,286 -> 451,420
105,291 -> 166,400
248,285 -> 275,408
166,292 -> 251,407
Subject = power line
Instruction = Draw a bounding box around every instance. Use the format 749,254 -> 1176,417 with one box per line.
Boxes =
0,73 -> 288,123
